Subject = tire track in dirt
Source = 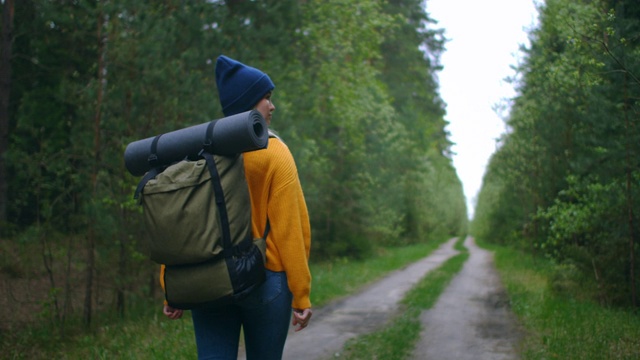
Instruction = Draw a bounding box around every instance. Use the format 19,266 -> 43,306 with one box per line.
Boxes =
409,237 -> 522,360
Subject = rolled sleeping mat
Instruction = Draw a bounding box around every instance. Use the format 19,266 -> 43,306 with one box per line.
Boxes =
125,110 -> 268,176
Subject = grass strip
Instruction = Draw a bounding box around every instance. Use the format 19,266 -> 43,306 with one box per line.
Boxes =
338,238 -> 469,360
484,242 -> 640,360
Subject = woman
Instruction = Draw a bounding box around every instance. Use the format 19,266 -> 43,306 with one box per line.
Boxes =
162,55 -> 313,360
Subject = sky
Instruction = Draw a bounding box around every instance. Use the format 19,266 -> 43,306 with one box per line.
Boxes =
426,0 -> 540,219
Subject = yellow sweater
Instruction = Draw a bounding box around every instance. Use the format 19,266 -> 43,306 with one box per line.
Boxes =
160,137 -> 312,310
243,137 -> 312,310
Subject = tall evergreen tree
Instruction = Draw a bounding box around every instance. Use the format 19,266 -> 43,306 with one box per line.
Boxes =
0,0 -> 14,225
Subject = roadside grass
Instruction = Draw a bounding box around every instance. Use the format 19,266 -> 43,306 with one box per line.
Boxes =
337,237 -> 469,360
58,313 -> 198,360
2,302 -> 199,360
3,237 -> 452,359
481,241 -> 640,360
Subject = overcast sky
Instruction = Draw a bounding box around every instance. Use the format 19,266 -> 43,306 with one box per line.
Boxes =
426,0 -> 541,219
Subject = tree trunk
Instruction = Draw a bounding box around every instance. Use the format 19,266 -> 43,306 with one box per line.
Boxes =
0,0 -> 15,224
117,207 -> 126,317
84,4 -> 108,327
624,70 -> 637,308
83,230 -> 95,327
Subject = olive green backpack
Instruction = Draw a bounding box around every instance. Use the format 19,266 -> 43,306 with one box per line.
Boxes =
134,122 -> 268,310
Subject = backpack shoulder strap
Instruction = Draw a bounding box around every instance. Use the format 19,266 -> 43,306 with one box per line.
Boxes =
268,130 -> 280,141
134,134 -> 163,200
200,120 -> 236,256
201,150 -> 232,255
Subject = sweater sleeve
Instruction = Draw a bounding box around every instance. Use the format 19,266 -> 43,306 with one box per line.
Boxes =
159,265 -> 168,306
265,142 -> 312,310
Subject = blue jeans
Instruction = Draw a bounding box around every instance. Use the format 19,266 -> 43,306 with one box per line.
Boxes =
191,270 -> 293,360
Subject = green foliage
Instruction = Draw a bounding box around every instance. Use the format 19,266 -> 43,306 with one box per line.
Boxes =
536,175 -> 636,304
473,0 -> 640,307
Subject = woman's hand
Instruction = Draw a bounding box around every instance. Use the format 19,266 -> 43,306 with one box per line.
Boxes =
292,308 -> 312,331
163,305 -> 184,320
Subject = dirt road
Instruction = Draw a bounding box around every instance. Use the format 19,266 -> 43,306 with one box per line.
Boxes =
280,237 -> 460,360
409,237 -> 522,360
240,236 -> 522,359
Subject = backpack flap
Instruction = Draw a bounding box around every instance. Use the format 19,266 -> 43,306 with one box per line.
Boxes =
140,154 -> 252,266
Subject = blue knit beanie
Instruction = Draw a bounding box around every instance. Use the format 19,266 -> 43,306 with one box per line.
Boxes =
215,55 -> 275,117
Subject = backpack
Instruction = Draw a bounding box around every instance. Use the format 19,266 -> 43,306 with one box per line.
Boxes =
132,119 -> 268,310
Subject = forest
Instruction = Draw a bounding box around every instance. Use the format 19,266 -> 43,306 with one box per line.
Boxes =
0,0 -> 468,332
473,0 -> 640,309
4,0 -> 639,350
